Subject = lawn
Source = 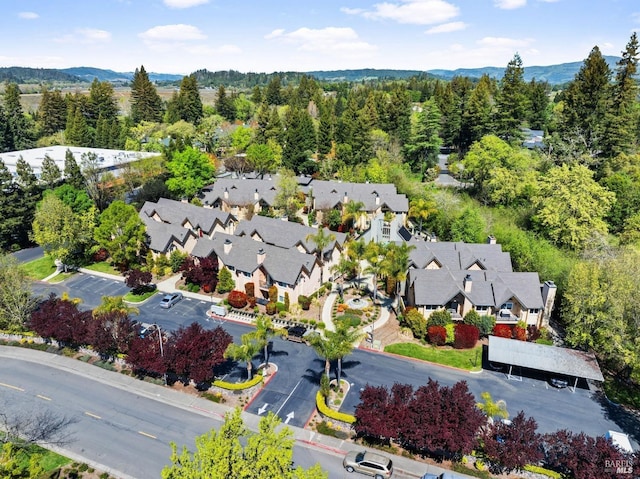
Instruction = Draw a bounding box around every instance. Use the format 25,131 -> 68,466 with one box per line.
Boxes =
84,261 -> 121,275
384,343 -> 483,371
21,256 -> 57,280
11,443 -> 70,474
123,289 -> 157,303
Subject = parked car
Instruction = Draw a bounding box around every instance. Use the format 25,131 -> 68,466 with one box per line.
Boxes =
420,472 -> 470,479
343,450 -> 393,479
286,325 -> 308,344
159,292 -> 183,309
549,376 -> 569,388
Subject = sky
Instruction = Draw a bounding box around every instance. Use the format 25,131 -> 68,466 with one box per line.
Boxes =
1,0 -> 639,75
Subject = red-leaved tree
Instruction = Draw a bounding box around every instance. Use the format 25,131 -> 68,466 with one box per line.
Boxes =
165,323 -> 232,384
29,293 -> 91,347
228,290 -> 248,309
126,334 -> 167,378
125,268 -> 153,295
492,324 -> 512,338
427,325 -> 447,346
481,411 -> 543,473
180,256 -> 219,291
454,324 -> 479,349
354,385 -> 394,443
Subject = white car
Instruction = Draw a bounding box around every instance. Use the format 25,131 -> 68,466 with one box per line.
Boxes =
159,292 -> 183,309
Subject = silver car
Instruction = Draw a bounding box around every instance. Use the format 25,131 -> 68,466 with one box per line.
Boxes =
343,450 -> 393,479
159,292 -> 183,309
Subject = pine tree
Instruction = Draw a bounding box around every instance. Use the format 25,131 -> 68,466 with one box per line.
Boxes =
0,104 -> 13,152
461,74 -> 494,151
88,79 -> 118,128
527,78 -> 550,130
282,107 -> 316,172
41,154 -> 62,187
494,53 -> 529,144
265,75 -> 283,105
130,65 -> 164,124
215,85 -> 236,121
64,149 -> 85,190
3,82 -> 34,150
38,87 -> 67,136
406,98 -> 442,175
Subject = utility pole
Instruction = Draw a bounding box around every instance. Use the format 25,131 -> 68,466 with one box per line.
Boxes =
154,323 -> 166,385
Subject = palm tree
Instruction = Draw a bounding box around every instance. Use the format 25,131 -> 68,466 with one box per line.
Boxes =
476,391 -> 509,425
224,334 -> 261,380
363,241 -> 386,304
342,200 -> 366,231
249,315 -> 285,367
93,295 -> 139,317
308,331 -> 341,380
329,324 -> 364,387
380,241 -> 416,297
305,227 -> 336,286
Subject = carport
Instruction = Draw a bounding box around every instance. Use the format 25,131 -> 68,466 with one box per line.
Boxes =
488,336 -> 604,392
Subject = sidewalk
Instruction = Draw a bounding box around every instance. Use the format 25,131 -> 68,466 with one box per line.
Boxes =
0,345 -> 458,479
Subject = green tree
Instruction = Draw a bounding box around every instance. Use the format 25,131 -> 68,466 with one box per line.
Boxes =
40,154 -> 62,187
93,295 -> 139,318
224,334 -> 261,380
37,87 -> 67,136
408,196 -> 438,234
246,143 -> 279,178
3,82 -> 34,150
327,324 -> 363,386
250,316 -> 286,367
450,207 -> 486,243
81,152 -> 112,211
461,74 -> 495,151
32,194 -> 96,265
63,149 -> 85,190
166,146 -> 215,199
216,266 -> 235,293
406,98 -> 442,175
363,241 -> 386,303
273,169 -> 302,219
305,227 -> 336,286
476,391 -> 509,424
282,106 -> 316,172
494,53 -> 528,144
380,241 -> 415,297
265,75 -> 283,105
14,157 -> 37,190
341,200 -> 366,231
167,74 -> 203,125
532,164 -> 614,250
527,78 -> 550,130
162,408 -> 327,479
88,79 -> 119,127
94,200 -> 146,269
215,85 -> 236,121
0,254 -> 39,332
130,65 -> 164,124
0,159 -> 31,250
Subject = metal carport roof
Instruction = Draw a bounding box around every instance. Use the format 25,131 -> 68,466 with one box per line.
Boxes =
488,335 -> 604,382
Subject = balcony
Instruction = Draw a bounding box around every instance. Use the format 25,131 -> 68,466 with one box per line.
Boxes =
259,280 -> 272,290
495,309 -> 520,322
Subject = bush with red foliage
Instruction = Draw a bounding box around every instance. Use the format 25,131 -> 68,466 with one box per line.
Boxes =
493,324 -> 513,338
427,325 -> 447,346
513,326 -> 527,341
125,268 -> 153,295
89,313 -> 139,359
29,293 -> 91,347
355,383 -> 414,445
265,301 -> 277,315
126,334 -> 167,378
227,290 -> 248,309
542,429 -> 635,479
481,411 -> 543,473
165,323 -> 232,384
247,296 -> 257,308
180,256 -> 219,291
245,282 -> 255,298
454,323 -> 479,349
527,325 -> 542,341
92,248 -> 109,262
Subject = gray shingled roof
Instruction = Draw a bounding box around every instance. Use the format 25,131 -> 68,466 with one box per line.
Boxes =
140,213 -> 194,253
488,336 -> 604,381
408,241 -> 513,272
234,215 -> 346,254
200,178 -> 279,207
192,233 -> 318,286
308,180 -> 409,213
490,272 -> 544,309
140,198 -> 234,234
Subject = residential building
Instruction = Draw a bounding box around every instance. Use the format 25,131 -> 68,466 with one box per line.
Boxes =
199,178 -> 281,220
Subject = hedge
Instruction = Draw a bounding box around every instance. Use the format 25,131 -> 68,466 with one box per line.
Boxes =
316,390 -> 356,424
214,372 -> 263,390
523,465 -> 562,479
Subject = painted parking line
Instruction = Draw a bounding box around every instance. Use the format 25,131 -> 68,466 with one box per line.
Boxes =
37,394 -> 52,401
85,412 -> 102,420
138,431 -> 157,439
0,382 -> 25,392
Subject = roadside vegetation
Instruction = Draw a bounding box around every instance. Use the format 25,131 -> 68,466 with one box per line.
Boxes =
385,343 -> 483,371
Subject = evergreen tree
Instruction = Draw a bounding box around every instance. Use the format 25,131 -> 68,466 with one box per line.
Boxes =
88,79 -> 118,128
317,97 -> 335,156
37,87 -> 67,136
266,106 -> 284,143
0,104 -> 13,152
0,159 -> 29,250
265,75 -> 283,105
461,74 -> 494,152
527,78 -> 550,130
406,98 -> 442,175
40,154 -> 62,187
254,101 -> 271,144
169,74 -> 203,125
15,156 -> 37,190
66,104 -> 93,147
382,86 -> 411,144
130,65 -> 164,124
215,85 -> 236,121
3,82 -> 34,150
282,107 -> 316,172
601,33 -> 639,158
494,53 -> 529,144
64,149 -> 85,190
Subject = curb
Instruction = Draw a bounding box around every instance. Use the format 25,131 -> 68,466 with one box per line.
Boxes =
243,363 -> 278,411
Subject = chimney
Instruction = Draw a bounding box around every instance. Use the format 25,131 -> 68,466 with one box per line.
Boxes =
463,274 -> 472,292
223,238 -> 232,254
254,188 -> 259,201
541,280 -> 557,327
487,235 -> 496,244
375,192 -> 380,206
224,187 -> 229,200
257,247 -> 266,264
343,192 -> 348,204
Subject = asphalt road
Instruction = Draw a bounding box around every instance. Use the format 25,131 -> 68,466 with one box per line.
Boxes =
30,272 -> 640,448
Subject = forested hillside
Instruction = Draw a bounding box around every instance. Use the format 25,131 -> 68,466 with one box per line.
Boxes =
2,33 -> 640,403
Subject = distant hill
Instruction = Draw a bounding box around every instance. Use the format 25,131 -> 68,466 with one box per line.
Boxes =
427,56 -> 621,84
60,67 -> 182,83
0,66 -> 80,83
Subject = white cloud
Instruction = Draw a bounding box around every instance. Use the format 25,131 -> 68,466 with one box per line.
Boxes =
163,0 -> 209,8
477,36 -> 534,48
54,28 -> 111,44
265,27 -> 377,57
340,7 -> 365,15
493,0 -> 527,9
18,12 -> 39,20
344,0 -> 459,25
425,21 -> 467,34
139,24 -> 206,42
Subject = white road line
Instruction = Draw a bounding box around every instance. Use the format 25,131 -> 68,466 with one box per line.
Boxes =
37,394 -> 51,401
275,379 -> 303,415
85,412 -> 102,419
0,382 -> 25,391
138,431 -> 157,439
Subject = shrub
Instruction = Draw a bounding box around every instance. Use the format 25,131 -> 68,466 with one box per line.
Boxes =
298,295 -> 311,310
247,296 -> 257,308
265,301 -> 277,315
336,314 -> 361,328
454,324 -> 479,349
493,324 -> 512,338
125,268 -> 153,295
427,325 -> 447,346
427,309 -> 452,327
513,325 -> 527,341
464,310 -> 496,336
344,308 -> 364,316
523,465 -> 562,479
268,285 -> 278,303
316,390 -> 356,424
284,292 -> 290,311
217,266 -> 235,293
445,323 -> 455,344
214,372 -> 263,390
244,282 -> 255,298
405,309 -> 427,339
228,290 -> 248,309
169,250 -> 187,273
